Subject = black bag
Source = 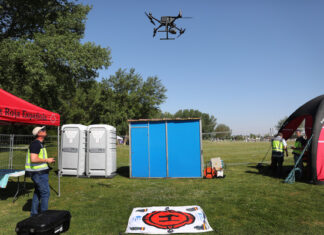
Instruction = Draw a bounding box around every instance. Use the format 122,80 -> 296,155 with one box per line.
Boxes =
15,210 -> 71,235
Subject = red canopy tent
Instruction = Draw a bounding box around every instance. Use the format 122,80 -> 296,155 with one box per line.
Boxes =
0,89 -> 60,126
0,88 -> 61,196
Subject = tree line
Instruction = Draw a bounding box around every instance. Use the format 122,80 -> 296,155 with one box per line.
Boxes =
157,109 -> 231,138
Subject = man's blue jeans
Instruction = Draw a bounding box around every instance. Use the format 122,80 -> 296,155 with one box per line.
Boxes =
31,173 -> 50,216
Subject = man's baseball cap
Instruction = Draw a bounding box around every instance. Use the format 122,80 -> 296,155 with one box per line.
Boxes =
32,126 -> 46,136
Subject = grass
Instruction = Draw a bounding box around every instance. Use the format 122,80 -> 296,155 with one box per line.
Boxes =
1,141 -> 324,235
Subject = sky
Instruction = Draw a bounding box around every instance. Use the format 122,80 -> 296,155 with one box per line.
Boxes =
79,0 -> 324,135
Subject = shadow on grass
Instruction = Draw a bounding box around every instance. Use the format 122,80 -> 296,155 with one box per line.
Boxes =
97,183 -> 112,188
117,166 -> 129,178
246,164 -> 293,180
246,164 -> 312,184
22,199 -> 32,212
22,199 -> 49,213
0,181 -> 33,201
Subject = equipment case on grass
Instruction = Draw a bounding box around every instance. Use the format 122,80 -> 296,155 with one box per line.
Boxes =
15,210 -> 71,235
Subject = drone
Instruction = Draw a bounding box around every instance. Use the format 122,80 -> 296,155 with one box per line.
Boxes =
145,10 -> 192,40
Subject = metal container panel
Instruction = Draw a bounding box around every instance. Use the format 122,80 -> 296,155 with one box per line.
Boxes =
130,122 -> 149,177
149,121 -> 167,177
167,120 -> 202,177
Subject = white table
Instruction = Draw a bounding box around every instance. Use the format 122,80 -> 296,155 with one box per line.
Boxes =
0,169 -> 26,202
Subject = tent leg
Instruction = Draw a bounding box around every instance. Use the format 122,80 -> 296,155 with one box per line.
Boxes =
57,126 -> 60,197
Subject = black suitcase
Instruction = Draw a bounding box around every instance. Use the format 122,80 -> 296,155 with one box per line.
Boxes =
15,210 -> 71,235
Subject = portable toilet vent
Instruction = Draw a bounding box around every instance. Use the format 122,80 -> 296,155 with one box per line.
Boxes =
86,124 -> 117,177
60,124 -> 87,176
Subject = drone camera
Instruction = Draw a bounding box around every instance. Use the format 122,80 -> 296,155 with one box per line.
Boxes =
169,28 -> 177,34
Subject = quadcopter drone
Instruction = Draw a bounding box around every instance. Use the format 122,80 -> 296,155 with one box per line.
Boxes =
145,10 -> 191,40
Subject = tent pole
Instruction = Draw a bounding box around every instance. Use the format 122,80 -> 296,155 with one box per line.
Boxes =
57,126 -> 60,197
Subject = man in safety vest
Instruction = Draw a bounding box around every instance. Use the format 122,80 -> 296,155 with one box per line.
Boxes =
271,132 -> 288,177
291,129 -> 306,179
25,126 -> 55,216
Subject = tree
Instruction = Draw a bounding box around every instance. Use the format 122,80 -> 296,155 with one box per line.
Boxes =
249,133 -> 257,139
173,109 -> 217,133
153,111 -> 174,119
0,1 -> 169,135
0,0 -> 75,41
0,1 -> 111,123
63,81 -> 103,125
98,68 -> 167,135
275,116 -> 288,131
233,135 -> 245,141
154,109 -> 218,134
215,124 -> 231,139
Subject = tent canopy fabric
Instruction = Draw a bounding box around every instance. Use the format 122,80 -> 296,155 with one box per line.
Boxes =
0,88 -> 60,126
279,95 -> 324,184
0,88 -> 61,196
279,95 -> 324,140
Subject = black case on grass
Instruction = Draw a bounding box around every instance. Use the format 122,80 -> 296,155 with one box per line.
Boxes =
15,210 -> 71,235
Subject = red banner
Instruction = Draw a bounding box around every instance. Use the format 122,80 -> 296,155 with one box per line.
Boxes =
0,89 -> 60,126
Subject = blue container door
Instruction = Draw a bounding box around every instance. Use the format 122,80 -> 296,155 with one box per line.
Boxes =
131,124 -> 149,177
149,122 -> 167,177
167,120 -> 202,177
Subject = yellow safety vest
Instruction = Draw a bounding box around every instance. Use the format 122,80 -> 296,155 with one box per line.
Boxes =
292,140 -> 303,155
272,140 -> 283,152
25,143 -> 49,172
272,137 -> 284,157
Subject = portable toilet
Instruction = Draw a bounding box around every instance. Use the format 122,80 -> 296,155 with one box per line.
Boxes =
128,118 -> 203,178
86,124 -> 117,177
60,124 -> 87,176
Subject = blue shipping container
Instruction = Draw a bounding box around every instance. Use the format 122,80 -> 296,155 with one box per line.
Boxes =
129,119 -> 203,178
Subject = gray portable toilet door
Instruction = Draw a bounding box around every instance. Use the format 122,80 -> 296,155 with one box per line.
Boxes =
62,127 -> 80,173
88,127 -> 107,176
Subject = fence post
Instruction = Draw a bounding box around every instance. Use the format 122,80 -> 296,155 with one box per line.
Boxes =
9,134 -> 14,169
6,135 -> 9,169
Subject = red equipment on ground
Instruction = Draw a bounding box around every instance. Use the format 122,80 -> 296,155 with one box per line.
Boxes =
203,161 -> 216,179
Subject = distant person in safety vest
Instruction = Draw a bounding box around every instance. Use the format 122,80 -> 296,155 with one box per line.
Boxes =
25,126 -> 55,217
291,129 -> 306,179
271,132 -> 288,177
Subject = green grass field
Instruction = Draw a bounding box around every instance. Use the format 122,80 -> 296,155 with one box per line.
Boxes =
1,141 -> 324,235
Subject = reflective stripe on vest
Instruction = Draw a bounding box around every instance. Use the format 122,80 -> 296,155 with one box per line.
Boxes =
25,144 -> 49,172
293,140 -> 303,155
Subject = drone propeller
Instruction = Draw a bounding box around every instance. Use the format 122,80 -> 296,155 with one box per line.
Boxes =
178,9 -> 182,18
145,12 -> 155,25
177,10 -> 193,19
153,28 -> 157,37
178,28 -> 186,38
